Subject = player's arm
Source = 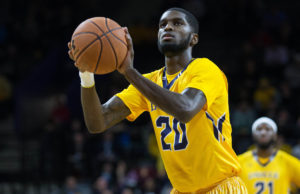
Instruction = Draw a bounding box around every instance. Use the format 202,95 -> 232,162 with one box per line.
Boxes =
81,85 -> 130,133
68,43 -> 130,134
126,70 -> 205,123
118,29 -> 206,123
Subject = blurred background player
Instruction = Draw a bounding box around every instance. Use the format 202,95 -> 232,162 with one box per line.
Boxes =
238,117 -> 300,194
69,8 -> 247,193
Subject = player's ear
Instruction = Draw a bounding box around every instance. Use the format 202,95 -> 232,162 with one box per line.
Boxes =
190,33 -> 198,46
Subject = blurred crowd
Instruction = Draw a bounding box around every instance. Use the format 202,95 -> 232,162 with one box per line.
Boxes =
0,0 -> 300,193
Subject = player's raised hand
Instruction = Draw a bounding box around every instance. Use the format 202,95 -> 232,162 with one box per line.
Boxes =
68,42 -> 87,72
68,42 -> 75,60
117,27 -> 134,75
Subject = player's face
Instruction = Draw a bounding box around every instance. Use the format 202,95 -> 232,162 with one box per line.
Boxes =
253,123 -> 276,149
157,11 -> 193,56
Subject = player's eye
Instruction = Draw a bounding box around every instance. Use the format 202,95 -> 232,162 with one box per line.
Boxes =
159,22 -> 167,28
174,21 -> 183,26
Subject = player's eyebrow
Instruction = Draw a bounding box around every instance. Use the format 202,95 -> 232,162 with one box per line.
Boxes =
159,17 -> 186,24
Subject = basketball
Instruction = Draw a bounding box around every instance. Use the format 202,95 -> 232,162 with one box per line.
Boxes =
70,17 -> 127,74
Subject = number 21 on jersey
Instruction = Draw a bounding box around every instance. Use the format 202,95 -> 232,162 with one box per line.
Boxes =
255,181 -> 273,194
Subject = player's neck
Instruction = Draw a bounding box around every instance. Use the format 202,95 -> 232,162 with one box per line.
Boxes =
165,52 -> 192,75
256,146 -> 276,158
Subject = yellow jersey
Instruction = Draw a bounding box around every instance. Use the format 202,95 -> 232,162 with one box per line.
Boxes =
116,58 -> 241,192
238,150 -> 300,194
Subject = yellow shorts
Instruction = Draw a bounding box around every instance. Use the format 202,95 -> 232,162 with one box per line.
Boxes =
171,176 -> 248,194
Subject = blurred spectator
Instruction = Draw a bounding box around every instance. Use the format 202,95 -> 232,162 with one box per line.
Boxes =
66,131 -> 87,177
121,187 -> 134,194
51,94 -> 70,125
99,132 -> 116,162
253,77 -> 279,114
232,100 -> 256,136
232,100 -> 256,153
100,162 -> 114,184
114,123 -> 132,158
93,176 -> 111,194
123,168 -> 139,188
116,160 -> 127,188
64,175 -> 83,194
264,42 -> 289,66
69,118 -> 84,133
143,177 -> 157,194
40,119 -> 66,181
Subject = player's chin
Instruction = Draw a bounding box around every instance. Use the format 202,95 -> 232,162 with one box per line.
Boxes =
259,136 -> 272,143
159,41 -> 177,50
257,140 -> 273,148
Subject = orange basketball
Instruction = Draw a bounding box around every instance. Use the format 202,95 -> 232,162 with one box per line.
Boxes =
70,17 -> 127,74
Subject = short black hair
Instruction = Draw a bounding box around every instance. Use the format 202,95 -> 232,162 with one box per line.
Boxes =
166,7 -> 199,34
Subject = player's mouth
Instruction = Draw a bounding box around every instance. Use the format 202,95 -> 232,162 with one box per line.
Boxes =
162,33 -> 175,40
259,136 -> 270,142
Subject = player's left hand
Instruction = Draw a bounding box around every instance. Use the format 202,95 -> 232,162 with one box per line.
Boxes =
117,27 -> 134,75
68,42 -> 87,72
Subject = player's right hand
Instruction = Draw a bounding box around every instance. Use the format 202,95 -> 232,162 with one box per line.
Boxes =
68,42 -> 87,72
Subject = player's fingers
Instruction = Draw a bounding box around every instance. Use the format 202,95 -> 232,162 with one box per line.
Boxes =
123,27 -> 134,55
68,50 -> 74,60
123,28 -> 131,46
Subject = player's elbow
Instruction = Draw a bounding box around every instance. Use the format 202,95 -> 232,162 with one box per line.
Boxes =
177,115 -> 193,123
175,97 -> 204,123
174,110 -> 194,123
87,127 -> 104,134
85,121 -> 106,134
173,102 -> 198,123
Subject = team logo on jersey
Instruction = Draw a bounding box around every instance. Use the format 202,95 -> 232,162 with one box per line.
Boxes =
248,172 -> 279,179
151,103 -> 157,111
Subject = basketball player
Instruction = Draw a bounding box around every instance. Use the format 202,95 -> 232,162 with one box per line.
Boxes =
238,117 -> 300,194
68,8 -> 247,193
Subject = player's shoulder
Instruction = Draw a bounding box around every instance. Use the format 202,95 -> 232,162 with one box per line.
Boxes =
276,150 -> 300,163
238,150 -> 253,162
188,57 -> 221,73
191,57 -> 216,66
142,67 -> 164,80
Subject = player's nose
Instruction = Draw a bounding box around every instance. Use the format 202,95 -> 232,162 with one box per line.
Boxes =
259,128 -> 268,135
164,22 -> 174,31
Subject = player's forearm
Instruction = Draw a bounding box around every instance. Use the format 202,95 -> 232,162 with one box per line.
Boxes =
81,86 -> 106,133
123,68 -> 195,122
